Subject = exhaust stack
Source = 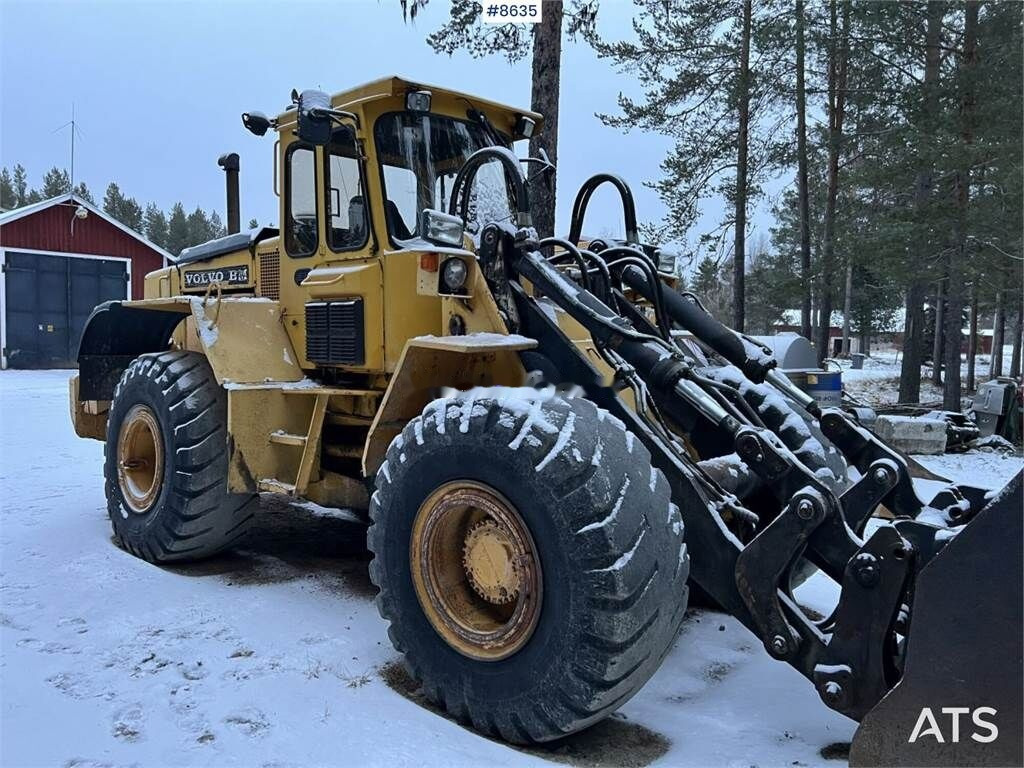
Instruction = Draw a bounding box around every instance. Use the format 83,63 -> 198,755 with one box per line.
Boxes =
217,152 -> 240,234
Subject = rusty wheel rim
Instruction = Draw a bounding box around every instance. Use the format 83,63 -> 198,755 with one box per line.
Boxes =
117,404 -> 164,514
410,480 -> 542,661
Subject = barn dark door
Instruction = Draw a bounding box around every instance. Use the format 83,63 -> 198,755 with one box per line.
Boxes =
3,251 -> 128,369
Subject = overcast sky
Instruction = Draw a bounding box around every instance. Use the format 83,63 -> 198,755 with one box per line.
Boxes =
0,0 -> 783,263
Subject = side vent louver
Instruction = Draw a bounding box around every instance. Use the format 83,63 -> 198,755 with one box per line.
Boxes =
306,300 -> 365,366
259,252 -> 280,300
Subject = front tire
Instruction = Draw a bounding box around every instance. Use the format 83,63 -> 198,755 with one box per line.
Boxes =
104,351 -> 255,563
368,388 -> 689,743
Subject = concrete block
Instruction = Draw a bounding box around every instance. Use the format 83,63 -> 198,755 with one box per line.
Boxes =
874,415 -> 948,455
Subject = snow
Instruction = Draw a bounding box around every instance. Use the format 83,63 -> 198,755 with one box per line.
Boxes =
833,349 -> 1017,408
2,369 -> 1020,767
388,239 -> 475,257
189,298 -> 219,348
411,332 -> 536,348
913,450 -> 1023,491
223,377 -> 322,391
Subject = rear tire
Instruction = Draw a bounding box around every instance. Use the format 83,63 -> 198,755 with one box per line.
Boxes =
104,351 -> 255,563
368,388 -> 689,743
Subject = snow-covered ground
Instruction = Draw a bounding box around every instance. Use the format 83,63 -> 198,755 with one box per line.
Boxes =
836,347 -> 1017,407
1,370 -> 1020,768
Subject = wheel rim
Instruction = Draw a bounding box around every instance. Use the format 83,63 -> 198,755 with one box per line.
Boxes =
411,480 -> 542,661
117,404 -> 164,514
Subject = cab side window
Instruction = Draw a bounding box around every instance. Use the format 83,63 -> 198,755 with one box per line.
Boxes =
286,145 -> 318,258
327,131 -> 370,252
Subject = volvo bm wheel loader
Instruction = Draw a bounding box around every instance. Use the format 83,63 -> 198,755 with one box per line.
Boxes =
69,77 -> 1022,766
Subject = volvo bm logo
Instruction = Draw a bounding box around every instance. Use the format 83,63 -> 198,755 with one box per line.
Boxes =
183,265 -> 250,287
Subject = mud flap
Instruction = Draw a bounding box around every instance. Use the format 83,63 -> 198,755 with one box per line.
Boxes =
850,471 -> 1022,767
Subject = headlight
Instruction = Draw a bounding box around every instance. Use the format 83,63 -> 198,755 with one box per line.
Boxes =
441,258 -> 468,293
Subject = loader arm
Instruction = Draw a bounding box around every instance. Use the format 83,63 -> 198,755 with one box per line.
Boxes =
458,210 -> 1022,766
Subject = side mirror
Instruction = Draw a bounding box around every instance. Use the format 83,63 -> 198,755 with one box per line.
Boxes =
242,111 -> 271,136
421,208 -> 465,247
295,89 -> 333,146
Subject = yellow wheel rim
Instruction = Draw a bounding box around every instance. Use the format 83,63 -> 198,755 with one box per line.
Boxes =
410,480 -> 542,661
117,404 -> 164,514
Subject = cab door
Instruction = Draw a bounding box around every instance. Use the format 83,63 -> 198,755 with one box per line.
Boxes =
278,128 -> 384,372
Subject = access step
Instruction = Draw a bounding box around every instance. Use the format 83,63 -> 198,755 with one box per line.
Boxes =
269,430 -> 307,447
258,478 -> 297,495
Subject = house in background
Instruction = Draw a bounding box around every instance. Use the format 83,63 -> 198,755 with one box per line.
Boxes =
0,193 -> 171,369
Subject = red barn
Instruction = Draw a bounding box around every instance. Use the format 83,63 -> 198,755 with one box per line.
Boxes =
0,193 -> 170,369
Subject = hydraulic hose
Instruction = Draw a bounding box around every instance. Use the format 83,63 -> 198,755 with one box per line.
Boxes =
620,265 -> 775,383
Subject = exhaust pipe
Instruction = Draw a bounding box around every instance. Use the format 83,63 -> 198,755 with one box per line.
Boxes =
217,152 -> 240,234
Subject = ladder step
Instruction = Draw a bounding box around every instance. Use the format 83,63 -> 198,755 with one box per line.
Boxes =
258,478 -> 297,495
281,387 -> 382,398
326,412 -> 374,427
269,430 -> 307,447
325,443 -> 363,460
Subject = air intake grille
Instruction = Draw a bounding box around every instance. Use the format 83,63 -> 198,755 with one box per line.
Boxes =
306,300 -> 365,366
259,252 -> 280,300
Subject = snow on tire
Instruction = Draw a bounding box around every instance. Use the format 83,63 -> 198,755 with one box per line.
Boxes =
368,387 -> 689,743
104,351 -> 255,563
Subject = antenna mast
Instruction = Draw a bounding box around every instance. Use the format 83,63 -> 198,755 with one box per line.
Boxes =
54,104 -> 83,193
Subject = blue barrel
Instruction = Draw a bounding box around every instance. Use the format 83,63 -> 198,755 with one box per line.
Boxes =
804,370 -> 842,408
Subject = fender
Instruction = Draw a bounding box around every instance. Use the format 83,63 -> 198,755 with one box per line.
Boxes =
77,300 -> 190,400
361,333 -> 536,476
77,296 -> 303,401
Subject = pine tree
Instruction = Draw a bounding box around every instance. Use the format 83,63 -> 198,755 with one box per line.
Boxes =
166,203 -> 191,256
208,211 -> 226,239
144,203 -> 169,249
12,164 -> 28,206
41,166 -> 71,198
103,183 -> 126,219
72,182 -> 94,204
102,182 -> 143,231
591,0 -> 792,332
0,168 -> 14,209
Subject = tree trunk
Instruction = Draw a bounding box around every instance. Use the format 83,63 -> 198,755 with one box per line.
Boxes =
732,0 -> 752,332
899,281 -> 926,403
816,0 -> 849,365
899,0 -> 943,403
943,0 -> 978,411
967,285 -> 978,391
528,1 -> 563,240
941,279 -> 963,410
932,277 -> 945,386
1011,303 -> 1023,378
991,289 -> 1005,377
841,258 -> 853,356
796,0 -> 813,340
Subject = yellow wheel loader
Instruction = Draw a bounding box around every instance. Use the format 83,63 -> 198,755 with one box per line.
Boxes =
70,77 -> 1021,766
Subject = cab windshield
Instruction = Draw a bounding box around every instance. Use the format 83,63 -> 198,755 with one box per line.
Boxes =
374,112 -> 515,244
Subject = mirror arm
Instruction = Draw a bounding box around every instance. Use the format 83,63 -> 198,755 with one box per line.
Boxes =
311,108 -> 361,130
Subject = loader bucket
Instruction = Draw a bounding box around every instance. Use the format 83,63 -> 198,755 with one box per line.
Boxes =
849,471 -> 1023,767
